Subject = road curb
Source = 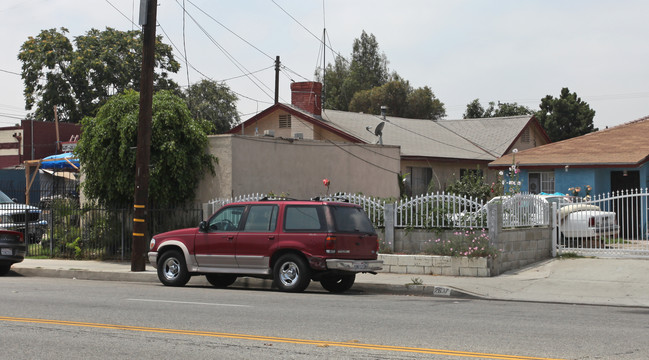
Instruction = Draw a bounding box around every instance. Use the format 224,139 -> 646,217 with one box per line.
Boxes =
11,267 -> 484,299
12,268 -> 159,283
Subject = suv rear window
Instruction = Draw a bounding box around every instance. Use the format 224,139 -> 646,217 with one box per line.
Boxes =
284,205 -> 326,232
330,206 -> 375,233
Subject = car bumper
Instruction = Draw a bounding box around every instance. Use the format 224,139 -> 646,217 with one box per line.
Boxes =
148,251 -> 158,269
0,221 -> 48,234
325,259 -> 383,272
0,245 -> 26,264
562,225 -> 620,238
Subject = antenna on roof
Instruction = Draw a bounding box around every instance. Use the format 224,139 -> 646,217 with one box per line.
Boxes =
366,121 -> 385,145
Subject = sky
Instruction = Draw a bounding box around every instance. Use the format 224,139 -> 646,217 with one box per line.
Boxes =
0,0 -> 647,131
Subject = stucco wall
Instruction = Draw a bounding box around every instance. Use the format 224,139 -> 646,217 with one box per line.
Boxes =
195,134 -> 401,203
400,159 -> 496,192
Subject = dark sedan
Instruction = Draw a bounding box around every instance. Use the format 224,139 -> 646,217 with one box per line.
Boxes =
0,230 -> 25,275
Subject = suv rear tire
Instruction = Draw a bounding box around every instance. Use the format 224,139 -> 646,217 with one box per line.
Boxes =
320,274 -> 355,293
157,250 -> 191,287
273,254 -> 311,292
206,274 -> 237,288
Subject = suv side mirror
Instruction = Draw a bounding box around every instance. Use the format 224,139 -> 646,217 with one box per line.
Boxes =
199,221 -> 208,232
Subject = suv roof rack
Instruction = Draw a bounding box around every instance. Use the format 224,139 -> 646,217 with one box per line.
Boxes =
310,196 -> 349,202
259,196 -> 298,201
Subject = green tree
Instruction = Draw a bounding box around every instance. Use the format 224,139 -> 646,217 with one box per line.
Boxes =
445,167 -> 492,202
463,99 -> 532,119
18,27 -> 179,123
406,86 -> 446,120
75,90 -> 215,207
348,79 -> 409,116
463,99 -> 487,119
349,80 -> 445,120
493,102 -> 533,117
319,54 -> 350,111
318,31 -> 388,111
319,31 -> 446,117
184,79 -> 240,134
347,31 -> 389,94
535,87 -> 597,142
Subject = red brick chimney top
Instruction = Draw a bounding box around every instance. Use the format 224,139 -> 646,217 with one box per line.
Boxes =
290,81 -> 322,116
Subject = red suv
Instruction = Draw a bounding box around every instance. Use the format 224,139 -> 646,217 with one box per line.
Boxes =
148,199 -> 383,293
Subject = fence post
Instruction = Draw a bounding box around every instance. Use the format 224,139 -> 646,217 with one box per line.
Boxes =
383,203 -> 395,252
202,202 -> 210,221
487,201 -> 502,275
551,202 -> 557,257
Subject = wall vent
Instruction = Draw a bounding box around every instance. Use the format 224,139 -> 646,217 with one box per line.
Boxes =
279,114 -> 291,128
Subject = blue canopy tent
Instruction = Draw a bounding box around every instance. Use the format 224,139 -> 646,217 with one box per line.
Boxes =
39,152 -> 80,170
24,152 -> 79,205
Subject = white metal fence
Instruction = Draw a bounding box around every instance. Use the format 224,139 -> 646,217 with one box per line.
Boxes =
394,193 -> 486,229
556,189 -> 649,257
205,190 -> 649,257
207,192 -> 489,229
498,194 -> 550,228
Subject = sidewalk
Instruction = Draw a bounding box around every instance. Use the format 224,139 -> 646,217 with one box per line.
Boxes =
10,257 -> 649,308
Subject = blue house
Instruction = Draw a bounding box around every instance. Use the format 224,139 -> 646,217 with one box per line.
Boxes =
489,115 -> 649,238
489,116 -> 649,197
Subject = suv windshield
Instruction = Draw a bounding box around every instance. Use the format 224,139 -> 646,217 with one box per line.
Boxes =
330,206 -> 375,233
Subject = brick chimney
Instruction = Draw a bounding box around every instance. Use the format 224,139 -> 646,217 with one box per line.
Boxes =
290,81 -> 322,116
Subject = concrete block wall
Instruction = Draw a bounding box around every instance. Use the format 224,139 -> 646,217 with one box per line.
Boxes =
381,226 -> 552,276
379,254 -> 491,277
491,227 -> 552,275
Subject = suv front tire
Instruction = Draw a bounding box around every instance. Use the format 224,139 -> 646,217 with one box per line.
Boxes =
157,250 -> 191,286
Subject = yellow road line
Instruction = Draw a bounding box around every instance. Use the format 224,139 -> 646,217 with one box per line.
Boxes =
0,316 -> 565,360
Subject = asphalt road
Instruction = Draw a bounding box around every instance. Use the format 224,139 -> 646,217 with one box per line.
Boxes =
2,276 -> 648,359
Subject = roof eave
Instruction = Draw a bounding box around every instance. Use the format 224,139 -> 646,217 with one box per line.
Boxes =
228,104 -> 366,143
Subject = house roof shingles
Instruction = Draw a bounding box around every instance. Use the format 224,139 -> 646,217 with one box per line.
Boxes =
490,115 -> 649,168
321,110 -> 535,161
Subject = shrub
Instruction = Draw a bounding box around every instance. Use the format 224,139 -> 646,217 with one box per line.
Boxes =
422,228 -> 499,258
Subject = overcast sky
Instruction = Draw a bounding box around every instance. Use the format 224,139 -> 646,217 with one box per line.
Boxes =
1,0 -> 647,130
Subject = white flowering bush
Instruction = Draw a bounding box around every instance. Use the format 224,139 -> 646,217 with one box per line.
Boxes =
422,229 -> 500,258
504,148 -> 522,194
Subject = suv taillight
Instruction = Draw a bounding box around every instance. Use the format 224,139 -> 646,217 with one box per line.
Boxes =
325,235 -> 336,254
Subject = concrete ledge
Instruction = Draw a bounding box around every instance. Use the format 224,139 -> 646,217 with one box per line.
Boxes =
379,254 -> 491,277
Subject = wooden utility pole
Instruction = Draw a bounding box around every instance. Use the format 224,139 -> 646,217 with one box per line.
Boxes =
131,0 -> 157,271
274,56 -> 280,104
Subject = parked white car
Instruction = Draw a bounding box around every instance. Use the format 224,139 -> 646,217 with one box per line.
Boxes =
471,194 -> 619,241
544,195 -> 619,240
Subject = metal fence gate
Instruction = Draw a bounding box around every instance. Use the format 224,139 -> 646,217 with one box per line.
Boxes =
555,190 -> 649,257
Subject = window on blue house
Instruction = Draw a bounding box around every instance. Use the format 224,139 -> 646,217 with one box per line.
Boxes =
528,172 -> 554,194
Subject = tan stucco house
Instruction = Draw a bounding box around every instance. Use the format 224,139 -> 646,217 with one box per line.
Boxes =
228,81 -> 550,197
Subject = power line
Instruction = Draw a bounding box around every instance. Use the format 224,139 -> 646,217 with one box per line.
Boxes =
175,2 -> 275,101
105,0 -> 274,107
180,0 -> 308,99
0,68 -> 22,77
271,0 -> 349,66
185,0 -> 275,62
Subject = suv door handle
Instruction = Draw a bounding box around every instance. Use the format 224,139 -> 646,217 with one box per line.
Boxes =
227,236 -> 234,241
268,235 -> 275,240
